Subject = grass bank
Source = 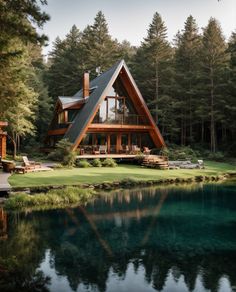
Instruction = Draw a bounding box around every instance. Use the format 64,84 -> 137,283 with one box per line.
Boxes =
8,161 -> 236,188
4,186 -> 96,210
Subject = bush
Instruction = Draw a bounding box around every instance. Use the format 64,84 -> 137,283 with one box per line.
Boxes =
207,151 -> 225,162
165,145 -> 199,162
91,158 -> 102,167
159,147 -> 169,157
77,159 -> 92,168
134,154 -> 145,165
102,158 -> 117,167
48,139 -> 76,167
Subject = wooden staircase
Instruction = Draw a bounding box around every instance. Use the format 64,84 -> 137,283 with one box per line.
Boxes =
142,155 -> 169,170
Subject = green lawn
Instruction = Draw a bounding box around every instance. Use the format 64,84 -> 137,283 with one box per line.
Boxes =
8,161 -> 236,188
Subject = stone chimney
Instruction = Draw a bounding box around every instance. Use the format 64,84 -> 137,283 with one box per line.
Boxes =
83,73 -> 89,98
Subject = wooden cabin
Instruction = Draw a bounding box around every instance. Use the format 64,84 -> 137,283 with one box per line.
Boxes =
0,121 -> 8,159
45,60 -> 165,154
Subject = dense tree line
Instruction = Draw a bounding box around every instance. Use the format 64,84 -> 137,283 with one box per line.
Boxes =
0,0 -> 52,157
0,2 -> 235,155
46,11 -> 235,155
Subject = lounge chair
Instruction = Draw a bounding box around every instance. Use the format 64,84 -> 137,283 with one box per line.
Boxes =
22,156 -> 41,171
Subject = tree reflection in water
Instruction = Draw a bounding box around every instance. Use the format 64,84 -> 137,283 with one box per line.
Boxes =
0,183 -> 236,291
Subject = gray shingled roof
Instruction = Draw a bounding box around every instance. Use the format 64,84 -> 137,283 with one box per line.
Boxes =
64,60 -> 124,144
59,96 -> 83,105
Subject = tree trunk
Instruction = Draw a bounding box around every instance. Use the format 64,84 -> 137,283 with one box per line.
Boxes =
210,68 -> 216,153
7,134 -> 17,160
201,119 -> 204,143
155,60 -> 159,124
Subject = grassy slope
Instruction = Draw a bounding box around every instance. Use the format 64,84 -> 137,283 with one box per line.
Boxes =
8,161 -> 236,188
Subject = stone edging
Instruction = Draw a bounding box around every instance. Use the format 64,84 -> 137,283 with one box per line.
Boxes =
9,172 -> 234,194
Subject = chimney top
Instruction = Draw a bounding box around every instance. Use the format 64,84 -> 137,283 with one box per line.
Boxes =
83,73 -> 89,98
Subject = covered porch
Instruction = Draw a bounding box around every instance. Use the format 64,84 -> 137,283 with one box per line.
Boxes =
77,128 -> 155,155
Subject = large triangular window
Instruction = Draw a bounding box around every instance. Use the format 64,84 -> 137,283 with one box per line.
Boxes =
93,74 -> 147,125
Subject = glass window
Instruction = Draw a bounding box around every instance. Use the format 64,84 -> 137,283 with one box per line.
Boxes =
92,74 -> 147,125
99,99 -> 107,123
58,111 -> 67,124
107,98 -> 116,122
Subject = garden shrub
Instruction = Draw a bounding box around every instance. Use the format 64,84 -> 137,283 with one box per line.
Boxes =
91,158 -> 102,167
77,159 -> 92,168
161,145 -> 200,162
48,139 -> 76,167
102,158 -> 117,167
134,154 -> 145,165
207,151 -> 225,162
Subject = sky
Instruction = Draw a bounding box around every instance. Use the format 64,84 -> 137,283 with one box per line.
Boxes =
39,0 -> 236,56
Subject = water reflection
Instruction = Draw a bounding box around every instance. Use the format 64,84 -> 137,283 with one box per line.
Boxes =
1,183 -> 236,291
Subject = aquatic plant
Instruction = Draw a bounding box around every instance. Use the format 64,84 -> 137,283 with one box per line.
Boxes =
4,187 -> 96,210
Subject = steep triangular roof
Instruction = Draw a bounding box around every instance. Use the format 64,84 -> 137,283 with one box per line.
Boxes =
64,60 -> 165,150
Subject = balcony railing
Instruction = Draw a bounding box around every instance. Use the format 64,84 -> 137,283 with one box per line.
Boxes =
93,114 -> 149,125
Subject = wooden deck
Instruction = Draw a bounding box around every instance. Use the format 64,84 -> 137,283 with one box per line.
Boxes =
76,154 -> 137,159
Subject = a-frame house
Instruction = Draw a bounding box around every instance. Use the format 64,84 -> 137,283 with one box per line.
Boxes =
45,60 -> 165,154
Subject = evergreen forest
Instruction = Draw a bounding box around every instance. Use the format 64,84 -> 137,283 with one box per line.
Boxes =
0,0 -> 235,157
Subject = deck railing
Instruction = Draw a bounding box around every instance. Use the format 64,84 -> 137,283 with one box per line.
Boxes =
93,114 -> 149,125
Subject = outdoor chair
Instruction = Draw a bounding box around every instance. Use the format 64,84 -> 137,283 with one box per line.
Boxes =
22,156 -> 41,171
92,146 -> 99,155
143,147 -> 151,155
99,145 -> 107,154
131,145 -> 141,154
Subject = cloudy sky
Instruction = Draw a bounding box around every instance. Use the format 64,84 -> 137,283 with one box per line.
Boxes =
39,0 -> 236,56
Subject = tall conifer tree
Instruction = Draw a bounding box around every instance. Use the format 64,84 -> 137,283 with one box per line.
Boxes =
80,11 -> 118,77
133,12 -> 173,134
200,18 -> 229,152
174,15 -> 201,145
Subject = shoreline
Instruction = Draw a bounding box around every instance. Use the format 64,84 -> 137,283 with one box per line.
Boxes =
9,171 -> 236,193
1,172 -> 235,211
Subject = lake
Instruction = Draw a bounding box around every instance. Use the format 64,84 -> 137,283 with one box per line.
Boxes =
0,181 -> 236,292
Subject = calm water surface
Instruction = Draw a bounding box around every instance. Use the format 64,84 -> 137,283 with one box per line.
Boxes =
0,182 -> 236,292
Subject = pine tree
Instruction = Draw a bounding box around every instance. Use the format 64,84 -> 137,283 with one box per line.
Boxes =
28,44 -> 53,142
116,40 -> 137,67
133,12 -> 173,137
47,25 -> 83,100
200,18 -> 229,152
174,15 -> 201,145
225,32 -> 236,153
80,11 -> 118,77
0,0 -> 49,63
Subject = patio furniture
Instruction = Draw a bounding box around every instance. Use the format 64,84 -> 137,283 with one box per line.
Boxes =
22,156 -> 41,172
125,145 -> 130,154
92,146 -> 99,155
99,145 -> 107,154
143,147 -> 151,155
1,160 -> 16,173
14,165 -> 26,174
131,145 -> 140,154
